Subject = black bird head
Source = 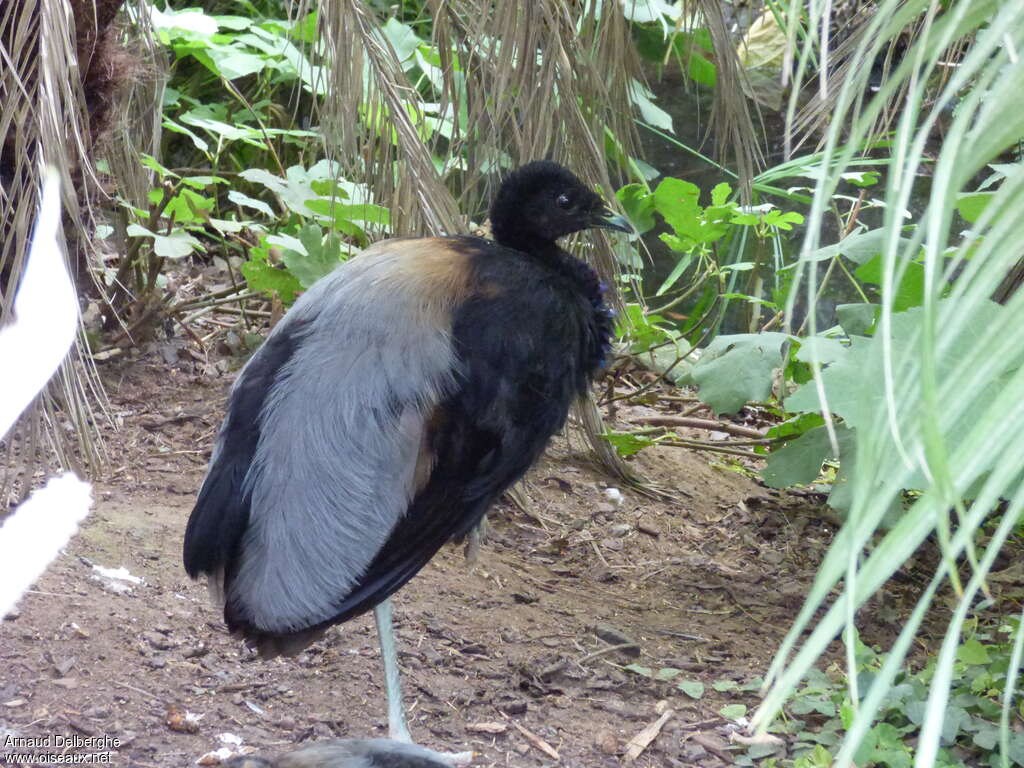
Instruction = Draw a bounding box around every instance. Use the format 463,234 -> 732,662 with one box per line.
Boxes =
490,161 -> 631,252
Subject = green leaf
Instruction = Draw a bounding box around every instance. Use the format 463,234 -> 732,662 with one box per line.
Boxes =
841,171 -> 881,187
205,45 -> 267,79
836,303 -> 878,336
139,153 -> 179,179
766,412 -> 825,441
604,431 -> 657,458
713,679 -> 741,692
653,177 -> 701,237
241,250 -> 300,304
629,79 -> 672,131
956,638 -> 992,666
624,663 -> 654,677
854,256 -> 926,312
971,726 -> 999,750
957,192 -> 994,223
616,183 -> 656,234
687,51 -> 717,87
803,228 -> 911,266
126,224 -> 202,259
280,224 -> 344,288
304,199 -> 391,227
677,680 -> 705,699
720,703 -> 748,720
711,182 -> 732,207
379,17 -> 423,63
228,190 -> 274,218
762,425 -> 843,488
654,667 -> 682,681
689,332 -> 790,414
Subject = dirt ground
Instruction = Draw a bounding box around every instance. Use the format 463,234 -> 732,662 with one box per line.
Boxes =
2,350 -> 864,767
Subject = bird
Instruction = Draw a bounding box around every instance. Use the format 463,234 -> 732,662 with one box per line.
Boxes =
223,738 -> 470,768
182,160 -> 630,747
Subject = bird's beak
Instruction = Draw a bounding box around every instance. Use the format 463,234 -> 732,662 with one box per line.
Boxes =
589,207 -> 633,234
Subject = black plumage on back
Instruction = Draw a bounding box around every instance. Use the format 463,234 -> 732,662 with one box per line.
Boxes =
183,160 -> 630,654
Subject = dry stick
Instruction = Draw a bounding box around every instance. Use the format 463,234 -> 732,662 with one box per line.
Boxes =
660,441 -> 761,459
634,416 -> 765,439
171,290 -> 263,314
500,713 -> 560,761
590,540 -> 610,568
623,708 -> 674,763
214,306 -> 273,318
169,283 -> 253,313
575,642 -> 640,665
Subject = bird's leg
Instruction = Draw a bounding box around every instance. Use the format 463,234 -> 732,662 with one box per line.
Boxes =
373,599 -> 412,743
373,600 -> 475,766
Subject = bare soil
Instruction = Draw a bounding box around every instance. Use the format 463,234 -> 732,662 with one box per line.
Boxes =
2,352 -> 864,767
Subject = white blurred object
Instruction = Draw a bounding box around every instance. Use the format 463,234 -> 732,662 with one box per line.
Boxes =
0,168 -> 79,437
603,487 -> 624,507
0,168 -> 93,621
90,564 -> 143,594
0,473 -> 92,617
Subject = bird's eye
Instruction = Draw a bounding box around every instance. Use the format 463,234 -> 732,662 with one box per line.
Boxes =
555,193 -> 572,209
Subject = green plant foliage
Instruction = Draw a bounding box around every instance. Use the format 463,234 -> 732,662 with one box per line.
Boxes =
686,332 -> 790,414
240,241 -> 301,304
744,626 -> 1024,767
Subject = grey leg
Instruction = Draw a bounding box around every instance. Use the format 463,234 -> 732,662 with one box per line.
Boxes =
373,599 -> 412,743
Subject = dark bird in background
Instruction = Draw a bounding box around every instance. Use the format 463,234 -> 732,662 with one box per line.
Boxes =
224,739 -> 462,768
183,161 -> 630,749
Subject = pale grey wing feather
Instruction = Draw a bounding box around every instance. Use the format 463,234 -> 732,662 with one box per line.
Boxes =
227,242 -> 461,634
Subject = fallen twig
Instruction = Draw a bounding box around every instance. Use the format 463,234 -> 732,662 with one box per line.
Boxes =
501,712 -> 560,761
623,708 -> 673,763
634,416 -> 765,439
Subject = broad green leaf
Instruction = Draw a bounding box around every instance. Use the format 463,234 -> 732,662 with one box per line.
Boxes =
713,679 -> 740,692
604,432 -> 657,458
653,177 -> 701,238
241,255 -> 300,304
126,224 -> 202,259
710,182 -> 732,206
149,6 -> 218,38
836,303 -> 878,336
629,79 -> 672,131
228,190 -> 274,217
956,638 -> 991,666
762,425 -> 841,489
841,171 -> 881,187
304,199 -> 390,227
280,224 -> 344,288
687,51 -> 717,87
720,704 -> 747,720
689,332 -> 790,414
616,183 -> 656,234
654,667 -> 682,681
139,153 -> 178,179
677,680 -> 705,699
957,192 -> 994,223
624,663 -> 654,676
379,17 -> 423,63
854,256 -> 925,312
803,228 -> 912,266
205,45 -> 267,79
180,175 -> 228,189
